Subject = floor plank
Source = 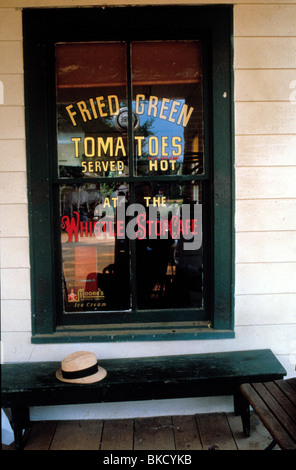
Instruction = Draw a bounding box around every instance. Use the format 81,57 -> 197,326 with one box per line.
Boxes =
100,419 -> 134,450
196,413 -> 237,450
50,420 -> 103,450
173,415 -> 202,450
134,416 -> 175,450
226,412 -> 279,450
1,412 -> 281,451
24,421 -> 57,451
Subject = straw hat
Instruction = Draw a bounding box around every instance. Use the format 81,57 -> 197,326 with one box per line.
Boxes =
56,351 -> 107,384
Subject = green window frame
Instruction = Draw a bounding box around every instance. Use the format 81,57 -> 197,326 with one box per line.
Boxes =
23,6 -> 234,343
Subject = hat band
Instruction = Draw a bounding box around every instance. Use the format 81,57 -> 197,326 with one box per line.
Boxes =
61,363 -> 99,380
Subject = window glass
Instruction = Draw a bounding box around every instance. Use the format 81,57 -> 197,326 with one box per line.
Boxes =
135,181 -> 203,309
56,43 -> 129,178
56,41 -> 204,316
131,41 -> 204,176
61,183 -> 130,312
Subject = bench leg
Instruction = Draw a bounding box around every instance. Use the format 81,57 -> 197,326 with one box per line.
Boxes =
11,406 -> 30,450
234,390 -> 250,437
264,439 -> 277,451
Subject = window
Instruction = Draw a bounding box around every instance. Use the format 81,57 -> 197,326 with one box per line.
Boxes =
24,6 -> 234,342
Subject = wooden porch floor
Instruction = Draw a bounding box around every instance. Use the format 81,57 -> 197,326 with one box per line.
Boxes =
2,411 -> 279,451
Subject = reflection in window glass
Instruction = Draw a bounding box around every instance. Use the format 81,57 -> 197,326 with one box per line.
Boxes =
132,41 -> 204,176
56,43 -> 129,178
56,41 -> 205,317
135,182 -> 203,310
61,183 -> 130,312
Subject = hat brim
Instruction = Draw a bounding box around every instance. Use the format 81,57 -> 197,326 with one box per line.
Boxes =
56,366 -> 107,384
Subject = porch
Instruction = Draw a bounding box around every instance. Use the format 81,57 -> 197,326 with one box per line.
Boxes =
2,411 -> 279,451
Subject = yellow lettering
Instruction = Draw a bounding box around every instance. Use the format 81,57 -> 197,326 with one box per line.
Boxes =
134,136 -> 145,156
160,160 -> 168,171
97,137 -> 113,157
103,197 -> 110,207
177,104 -> 194,127
172,136 -> 182,156
149,136 -> 158,156
71,137 -> 82,157
84,137 -> 95,157
135,94 -> 145,115
153,196 -> 166,206
161,136 -> 169,156
115,137 -> 126,157
89,98 -> 98,119
108,95 -> 119,115
149,160 -> 158,171
66,104 -> 77,126
77,100 -> 92,122
96,96 -> 107,117
147,96 -> 158,117
168,100 -> 181,123
81,160 -> 124,173
159,98 -> 170,120
148,159 -> 176,172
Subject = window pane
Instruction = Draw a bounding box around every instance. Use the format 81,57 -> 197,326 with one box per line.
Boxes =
131,41 -> 204,176
61,183 -> 131,312
135,181 -> 203,309
56,43 -> 129,178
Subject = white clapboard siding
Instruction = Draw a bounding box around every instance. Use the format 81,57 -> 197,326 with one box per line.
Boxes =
235,135 -> 296,167
234,38 -> 296,69
1,300 -> 31,332
0,9 -> 22,40
236,199 -> 296,232
235,293 -> 296,326
0,238 -> 30,268
0,107 -> 25,139
234,1 -> 296,378
235,102 -> 296,135
0,172 -> 27,203
236,263 -> 296,295
236,232 -> 296,263
0,74 -> 24,106
0,41 -> 23,73
0,139 -> 26,172
234,325 -> 296,355
1,268 -> 31,300
234,4 -> 296,37
236,167 -> 296,200
235,70 -> 296,102
0,205 -> 29,237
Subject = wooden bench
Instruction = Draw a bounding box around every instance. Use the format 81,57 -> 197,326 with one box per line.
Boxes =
2,349 -> 286,450
240,378 -> 296,450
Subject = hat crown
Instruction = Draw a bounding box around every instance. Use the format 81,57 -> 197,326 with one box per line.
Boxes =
61,351 -> 97,372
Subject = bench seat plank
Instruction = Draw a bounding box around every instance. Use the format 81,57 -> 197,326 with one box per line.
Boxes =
240,378 -> 296,450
